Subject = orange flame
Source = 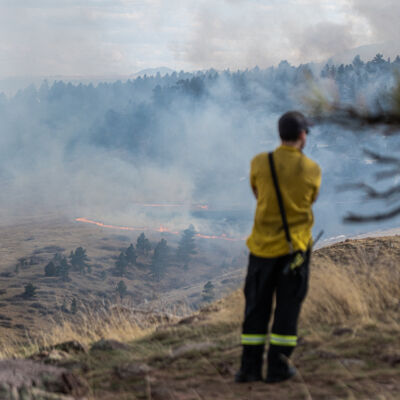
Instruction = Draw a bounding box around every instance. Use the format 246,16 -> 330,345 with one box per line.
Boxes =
75,217 -> 143,231
75,217 -> 244,242
156,225 -> 179,234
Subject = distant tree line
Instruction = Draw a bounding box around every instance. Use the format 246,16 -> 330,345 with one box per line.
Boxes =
3,54 -> 399,160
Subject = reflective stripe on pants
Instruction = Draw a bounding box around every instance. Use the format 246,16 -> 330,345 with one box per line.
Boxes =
270,333 -> 297,347
241,334 -> 266,345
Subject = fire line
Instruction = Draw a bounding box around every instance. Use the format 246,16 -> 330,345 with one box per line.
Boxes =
75,217 -> 244,242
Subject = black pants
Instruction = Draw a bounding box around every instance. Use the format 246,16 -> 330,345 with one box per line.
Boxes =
240,251 -> 310,376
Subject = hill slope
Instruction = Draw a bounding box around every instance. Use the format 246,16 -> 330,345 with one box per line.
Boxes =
1,234 -> 400,399
0,217 -> 245,340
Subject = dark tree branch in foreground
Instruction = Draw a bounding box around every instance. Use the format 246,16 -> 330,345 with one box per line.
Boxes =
310,75 -> 400,133
344,206 -> 400,223
339,151 -> 400,222
340,182 -> 400,200
341,179 -> 400,222
312,107 -> 400,134
363,149 -> 400,166
309,78 -> 400,223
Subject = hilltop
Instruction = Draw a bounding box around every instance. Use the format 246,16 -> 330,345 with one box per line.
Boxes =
1,234 -> 399,399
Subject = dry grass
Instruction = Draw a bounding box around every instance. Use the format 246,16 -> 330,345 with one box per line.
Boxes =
2,236 -> 400,362
303,240 -> 400,325
0,304 -> 173,359
39,306 -> 153,347
208,237 -> 400,330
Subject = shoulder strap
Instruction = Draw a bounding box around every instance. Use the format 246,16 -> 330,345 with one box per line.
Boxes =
268,152 -> 293,254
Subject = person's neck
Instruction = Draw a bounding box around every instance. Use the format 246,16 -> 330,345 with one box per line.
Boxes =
281,140 -> 303,150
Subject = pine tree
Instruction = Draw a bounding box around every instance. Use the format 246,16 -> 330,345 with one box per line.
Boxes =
136,233 -> 151,256
115,252 -> 128,277
176,225 -> 197,269
58,257 -> 70,281
23,283 -> 37,299
69,247 -> 89,274
202,281 -> 215,302
151,239 -> 169,281
372,53 -> 385,65
116,280 -> 127,299
352,55 -> 364,69
44,261 -> 57,277
125,244 -> 137,265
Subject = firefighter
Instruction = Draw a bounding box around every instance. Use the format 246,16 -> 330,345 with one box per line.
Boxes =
235,111 -> 321,383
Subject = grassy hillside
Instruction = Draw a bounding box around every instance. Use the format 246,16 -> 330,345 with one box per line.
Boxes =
1,234 -> 400,399
0,217 -> 245,341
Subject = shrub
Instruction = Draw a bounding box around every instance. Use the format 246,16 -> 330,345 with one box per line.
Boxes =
23,283 -> 37,299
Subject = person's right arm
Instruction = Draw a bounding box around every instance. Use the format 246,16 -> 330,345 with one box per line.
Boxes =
250,157 -> 258,199
311,165 -> 322,203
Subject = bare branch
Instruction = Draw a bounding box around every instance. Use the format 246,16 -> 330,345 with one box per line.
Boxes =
363,149 -> 400,166
344,205 -> 400,223
339,182 -> 400,200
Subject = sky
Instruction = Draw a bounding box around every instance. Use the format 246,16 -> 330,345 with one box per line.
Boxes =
0,0 -> 399,77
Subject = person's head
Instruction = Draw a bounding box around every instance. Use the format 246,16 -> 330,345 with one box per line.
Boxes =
278,111 -> 310,149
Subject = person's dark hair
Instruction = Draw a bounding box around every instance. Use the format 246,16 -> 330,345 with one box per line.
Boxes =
278,111 -> 310,141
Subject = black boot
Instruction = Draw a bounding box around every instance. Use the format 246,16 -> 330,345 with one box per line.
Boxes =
265,345 -> 296,384
235,345 -> 264,383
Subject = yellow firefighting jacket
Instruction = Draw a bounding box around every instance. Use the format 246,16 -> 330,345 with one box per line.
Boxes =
246,145 -> 321,258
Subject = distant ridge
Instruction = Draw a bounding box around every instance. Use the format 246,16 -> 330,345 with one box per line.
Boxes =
3,43 -> 400,96
129,67 -> 175,78
0,67 -> 176,96
330,40 -> 400,64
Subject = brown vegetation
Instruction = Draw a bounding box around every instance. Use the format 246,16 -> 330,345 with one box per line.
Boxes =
1,229 -> 400,399
0,217 -> 245,343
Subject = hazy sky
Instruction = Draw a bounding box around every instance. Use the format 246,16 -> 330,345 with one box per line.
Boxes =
0,0 -> 399,77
